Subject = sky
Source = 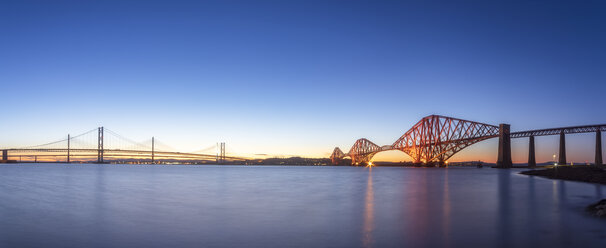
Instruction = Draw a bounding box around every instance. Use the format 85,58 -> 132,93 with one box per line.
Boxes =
0,0 -> 605,162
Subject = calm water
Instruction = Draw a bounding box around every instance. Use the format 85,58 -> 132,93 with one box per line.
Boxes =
1,164 -> 605,248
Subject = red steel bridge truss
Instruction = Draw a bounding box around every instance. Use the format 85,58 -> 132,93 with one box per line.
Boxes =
331,114 -> 606,166
331,115 -> 500,165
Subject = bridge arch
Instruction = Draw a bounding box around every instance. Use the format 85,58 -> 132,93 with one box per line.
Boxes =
370,149 -> 414,163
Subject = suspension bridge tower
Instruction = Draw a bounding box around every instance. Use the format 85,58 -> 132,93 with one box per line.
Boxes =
97,127 -> 104,163
217,142 -> 225,164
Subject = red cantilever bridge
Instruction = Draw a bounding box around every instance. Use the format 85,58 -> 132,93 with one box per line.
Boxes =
330,115 -> 605,168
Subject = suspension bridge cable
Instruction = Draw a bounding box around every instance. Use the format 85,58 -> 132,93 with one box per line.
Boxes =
191,144 -> 217,154
15,128 -> 97,149
153,139 -> 177,152
104,128 -> 151,150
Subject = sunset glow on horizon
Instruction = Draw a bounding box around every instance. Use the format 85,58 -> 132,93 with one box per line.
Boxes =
1,1 -> 604,163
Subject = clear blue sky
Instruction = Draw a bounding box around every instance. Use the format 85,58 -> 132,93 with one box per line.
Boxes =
1,0 -> 605,162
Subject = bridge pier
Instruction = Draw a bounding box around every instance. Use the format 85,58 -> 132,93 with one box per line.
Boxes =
528,136 -> 536,168
596,130 -> 602,166
558,131 -> 566,165
331,157 -> 339,165
97,127 -> 104,163
2,150 -> 7,161
496,124 -> 513,168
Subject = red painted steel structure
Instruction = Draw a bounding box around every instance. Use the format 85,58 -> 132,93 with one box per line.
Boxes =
347,138 -> 382,165
331,115 -> 499,165
331,114 -> 606,166
330,147 -> 345,165
392,115 -> 499,163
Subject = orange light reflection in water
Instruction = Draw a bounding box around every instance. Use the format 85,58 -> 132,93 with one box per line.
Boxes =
362,167 -> 374,248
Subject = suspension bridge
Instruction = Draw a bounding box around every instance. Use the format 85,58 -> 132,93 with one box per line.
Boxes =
0,127 -> 248,164
330,115 -> 606,168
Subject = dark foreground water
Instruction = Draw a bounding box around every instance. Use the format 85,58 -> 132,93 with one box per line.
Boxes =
1,164 -> 605,248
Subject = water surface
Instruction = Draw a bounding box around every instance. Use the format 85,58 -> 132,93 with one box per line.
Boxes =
1,164 -> 605,247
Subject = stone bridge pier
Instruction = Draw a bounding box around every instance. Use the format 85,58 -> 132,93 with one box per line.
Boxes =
496,124 -> 512,168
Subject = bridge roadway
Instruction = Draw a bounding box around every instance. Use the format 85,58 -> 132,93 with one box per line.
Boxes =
1,149 -> 247,163
510,124 -> 606,138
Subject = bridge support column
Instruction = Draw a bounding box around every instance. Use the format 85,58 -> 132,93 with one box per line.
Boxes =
67,134 -> 70,163
496,124 -> 512,168
596,130 -> 602,166
97,127 -> 104,163
558,131 -> 566,165
528,136 -> 536,168
151,137 -> 155,164
2,150 -> 7,161
221,142 -> 225,164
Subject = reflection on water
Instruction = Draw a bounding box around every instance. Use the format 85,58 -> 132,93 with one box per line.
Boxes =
497,169 -> 512,248
362,168 -> 374,248
442,169 -> 451,248
1,164 -> 606,248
